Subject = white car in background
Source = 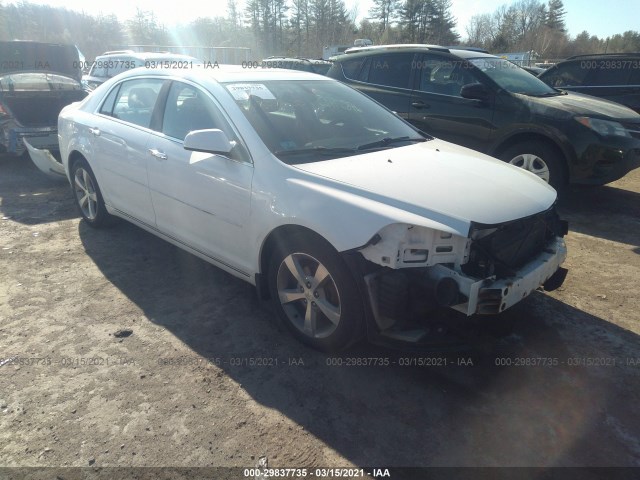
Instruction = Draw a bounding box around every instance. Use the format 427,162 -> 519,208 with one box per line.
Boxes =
46,66 -> 568,351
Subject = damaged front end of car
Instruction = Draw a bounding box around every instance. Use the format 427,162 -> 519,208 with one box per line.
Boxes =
349,206 -> 568,346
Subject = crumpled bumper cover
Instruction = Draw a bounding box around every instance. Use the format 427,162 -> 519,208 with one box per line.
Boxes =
428,237 -> 567,316
22,138 -> 66,178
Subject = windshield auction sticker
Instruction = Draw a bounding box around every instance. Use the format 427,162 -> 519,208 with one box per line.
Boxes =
226,83 -> 276,101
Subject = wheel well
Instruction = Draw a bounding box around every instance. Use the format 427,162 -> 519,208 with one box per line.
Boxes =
257,225 -> 335,300
68,150 -> 86,171
493,133 -> 570,183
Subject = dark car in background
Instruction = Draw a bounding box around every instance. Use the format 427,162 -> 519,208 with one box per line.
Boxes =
260,57 -> 332,75
82,50 -> 200,90
538,53 -> 640,113
0,41 -> 88,173
327,44 -> 640,189
521,65 -> 545,76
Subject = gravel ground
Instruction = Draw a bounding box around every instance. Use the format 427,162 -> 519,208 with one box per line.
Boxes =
1,155 -> 639,475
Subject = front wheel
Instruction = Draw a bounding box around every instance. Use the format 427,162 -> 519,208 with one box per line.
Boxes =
500,141 -> 566,191
267,234 -> 363,352
70,157 -> 116,228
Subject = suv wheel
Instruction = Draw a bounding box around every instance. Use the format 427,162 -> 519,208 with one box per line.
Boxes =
500,141 -> 565,190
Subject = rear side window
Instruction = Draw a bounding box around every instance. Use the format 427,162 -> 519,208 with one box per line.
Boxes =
110,78 -> 164,128
541,61 -> 590,87
365,54 -> 414,89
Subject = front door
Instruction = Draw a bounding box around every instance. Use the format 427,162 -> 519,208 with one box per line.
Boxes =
146,81 -> 254,275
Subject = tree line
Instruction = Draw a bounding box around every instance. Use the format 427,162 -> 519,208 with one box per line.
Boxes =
465,0 -> 640,60
0,0 -> 638,61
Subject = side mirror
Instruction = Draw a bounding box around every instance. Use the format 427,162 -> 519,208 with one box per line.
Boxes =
460,83 -> 491,102
183,129 -> 234,155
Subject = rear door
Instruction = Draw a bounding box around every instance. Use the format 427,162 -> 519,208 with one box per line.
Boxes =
408,54 -> 496,152
346,52 -> 416,121
91,77 -> 166,225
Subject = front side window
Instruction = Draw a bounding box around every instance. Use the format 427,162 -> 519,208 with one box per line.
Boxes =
540,61 -> 590,88
162,81 -> 250,162
110,78 -> 164,128
224,79 -> 427,164
417,55 -> 478,97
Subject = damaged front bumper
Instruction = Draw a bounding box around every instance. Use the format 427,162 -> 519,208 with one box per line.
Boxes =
425,237 -> 567,315
359,236 -> 567,345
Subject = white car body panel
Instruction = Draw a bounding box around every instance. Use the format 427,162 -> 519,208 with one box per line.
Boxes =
293,139 -> 557,230
145,136 -> 254,274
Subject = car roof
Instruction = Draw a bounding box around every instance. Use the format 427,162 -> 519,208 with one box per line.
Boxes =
564,52 -> 640,61
107,64 -> 333,83
96,51 -> 198,61
264,56 -> 331,64
338,44 -> 496,60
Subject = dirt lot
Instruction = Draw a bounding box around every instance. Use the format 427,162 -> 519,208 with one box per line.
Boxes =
1,155 -> 639,474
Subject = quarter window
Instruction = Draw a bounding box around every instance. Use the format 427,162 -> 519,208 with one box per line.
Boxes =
99,83 -> 120,116
340,57 -> 367,80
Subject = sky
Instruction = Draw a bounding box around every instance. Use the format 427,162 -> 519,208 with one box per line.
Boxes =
12,0 -> 640,40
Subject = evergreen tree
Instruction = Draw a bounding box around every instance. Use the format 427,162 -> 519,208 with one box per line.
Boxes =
545,0 -> 566,33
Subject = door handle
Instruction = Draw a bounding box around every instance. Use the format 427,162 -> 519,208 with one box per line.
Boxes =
89,127 -> 100,136
148,148 -> 167,160
411,101 -> 430,109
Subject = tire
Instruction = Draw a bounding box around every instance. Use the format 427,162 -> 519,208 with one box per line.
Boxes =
70,157 -> 116,228
500,141 -> 566,191
267,234 -> 363,352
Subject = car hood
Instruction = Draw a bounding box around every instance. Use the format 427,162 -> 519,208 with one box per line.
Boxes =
522,90 -> 640,121
292,139 -> 557,233
0,41 -> 83,82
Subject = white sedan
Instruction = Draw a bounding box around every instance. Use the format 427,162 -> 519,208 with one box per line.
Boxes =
50,66 -> 568,351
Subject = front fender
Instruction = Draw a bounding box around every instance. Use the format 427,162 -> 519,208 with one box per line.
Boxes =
273,177 -> 470,253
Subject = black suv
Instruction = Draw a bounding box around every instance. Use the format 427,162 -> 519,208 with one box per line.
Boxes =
539,53 -> 640,113
260,57 -> 332,75
327,45 -> 640,189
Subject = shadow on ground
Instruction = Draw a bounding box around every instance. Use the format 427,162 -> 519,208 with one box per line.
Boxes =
77,219 -> 640,467
0,154 -> 77,225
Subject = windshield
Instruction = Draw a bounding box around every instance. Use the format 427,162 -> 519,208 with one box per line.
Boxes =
469,58 -> 558,96
224,80 -> 427,163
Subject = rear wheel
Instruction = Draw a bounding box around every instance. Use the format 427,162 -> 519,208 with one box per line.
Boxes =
70,157 -> 116,228
500,141 -> 566,191
267,234 -> 363,352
